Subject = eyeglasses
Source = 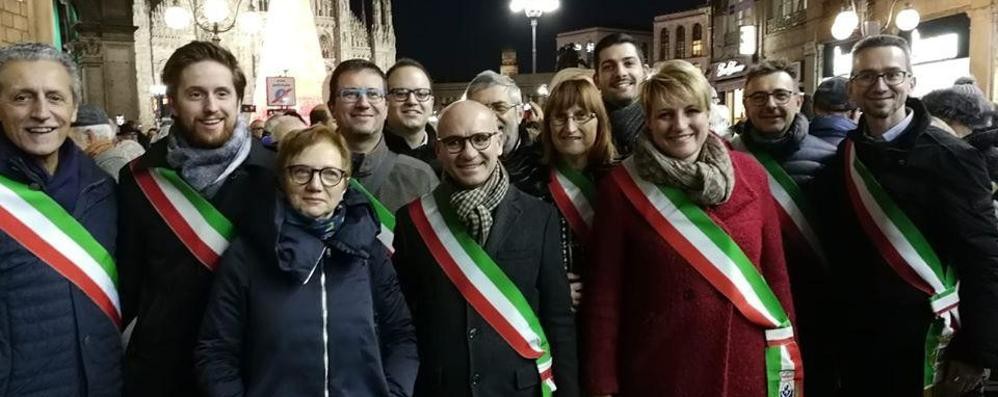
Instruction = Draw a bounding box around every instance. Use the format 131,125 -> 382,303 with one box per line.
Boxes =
337,87 -> 385,103
745,90 -> 800,106
551,112 -> 596,127
437,132 -> 499,154
485,102 -> 520,115
850,70 -> 911,87
286,165 -> 347,187
388,88 -> 433,102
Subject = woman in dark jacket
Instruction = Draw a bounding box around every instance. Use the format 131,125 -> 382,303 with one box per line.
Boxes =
195,124 -> 418,397
537,78 -> 617,307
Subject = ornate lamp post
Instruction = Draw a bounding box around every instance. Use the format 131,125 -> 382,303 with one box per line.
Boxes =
163,0 -> 262,44
831,0 -> 920,40
510,0 -> 560,74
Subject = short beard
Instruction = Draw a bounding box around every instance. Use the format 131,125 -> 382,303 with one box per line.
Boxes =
179,119 -> 236,149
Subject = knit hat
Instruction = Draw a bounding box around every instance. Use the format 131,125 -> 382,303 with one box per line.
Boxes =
813,77 -> 856,112
923,83 -> 994,130
72,104 -> 110,127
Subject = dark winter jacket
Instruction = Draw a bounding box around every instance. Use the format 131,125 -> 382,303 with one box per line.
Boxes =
730,114 -> 837,187
195,188 -> 418,397
605,100 -> 645,158
809,114 -> 857,147
0,134 -> 122,397
117,138 -> 276,396
503,125 -> 547,199
821,98 -> 998,396
384,123 -> 440,175
964,127 -> 998,198
393,184 -> 580,397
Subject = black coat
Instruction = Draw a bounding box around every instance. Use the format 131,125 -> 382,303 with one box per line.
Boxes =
393,185 -> 580,397
116,138 -> 276,396
0,136 -> 122,396
821,98 -> 998,396
195,188 -> 418,397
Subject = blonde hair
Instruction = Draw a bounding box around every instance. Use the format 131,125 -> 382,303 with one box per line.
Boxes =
640,60 -> 712,116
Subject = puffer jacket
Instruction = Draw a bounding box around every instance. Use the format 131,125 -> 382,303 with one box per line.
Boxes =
195,187 -> 418,397
0,134 -> 121,397
730,114 -> 837,187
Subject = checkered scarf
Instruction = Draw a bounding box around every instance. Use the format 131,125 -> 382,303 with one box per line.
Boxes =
450,164 -> 510,245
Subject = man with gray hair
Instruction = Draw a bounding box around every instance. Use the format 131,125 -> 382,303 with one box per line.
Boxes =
0,43 -> 122,395
464,70 -> 545,198
70,104 -> 145,180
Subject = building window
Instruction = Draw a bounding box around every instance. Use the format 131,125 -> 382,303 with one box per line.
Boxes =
692,23 -> 703,57
660,28 -> 670,61
675,25 -> 686,59
772,0 -> 806,18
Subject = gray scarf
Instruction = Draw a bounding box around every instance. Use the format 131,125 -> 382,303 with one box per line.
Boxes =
166,119 -> 251,198
633,133 -> 735,206
450,164 -> 510,245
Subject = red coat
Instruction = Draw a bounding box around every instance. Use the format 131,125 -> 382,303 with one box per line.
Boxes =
581,151 -> 796,396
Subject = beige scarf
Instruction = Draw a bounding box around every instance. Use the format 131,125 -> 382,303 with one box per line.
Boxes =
633,133 -> 735,206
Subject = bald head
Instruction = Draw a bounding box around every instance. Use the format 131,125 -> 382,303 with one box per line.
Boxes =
271,115 -> 308,142
436,100 -> 504,188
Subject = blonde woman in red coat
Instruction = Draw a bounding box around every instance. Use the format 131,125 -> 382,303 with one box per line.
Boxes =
582,60 -> 799,397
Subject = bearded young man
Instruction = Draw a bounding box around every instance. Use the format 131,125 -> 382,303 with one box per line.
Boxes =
116,41 -> 277,396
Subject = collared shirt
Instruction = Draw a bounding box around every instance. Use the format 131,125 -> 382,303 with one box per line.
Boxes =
879,108 -> 915,142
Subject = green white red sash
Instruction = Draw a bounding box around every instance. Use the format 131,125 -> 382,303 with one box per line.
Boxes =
350,179 -> 395,253
0,174 -> 121,328
409,190 -> 556,396
131,164 -> 235,271
732,139 -> 828,267
614,159 -> 803,397
843,141 -> 959,390
548,165 -> 595,241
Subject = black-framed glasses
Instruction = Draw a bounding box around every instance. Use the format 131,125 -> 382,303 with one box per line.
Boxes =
485,102 -> 520,115
286,165 -> 347,187
745,90 -> 800,106
337,87 -> 385,103
388,88 -> 433,102
849,70 -> 911,87
437,132 -> 500,154
551,112 -> 596,127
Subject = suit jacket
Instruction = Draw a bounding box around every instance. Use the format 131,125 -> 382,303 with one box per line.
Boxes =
393,184 -> 580,397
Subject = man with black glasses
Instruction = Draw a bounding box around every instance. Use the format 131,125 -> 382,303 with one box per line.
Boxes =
823,34 -> 998,397
328,59 -> 437,213
385,58 -> 438,169
728,59 -> 839,396
392,100 -> 579,397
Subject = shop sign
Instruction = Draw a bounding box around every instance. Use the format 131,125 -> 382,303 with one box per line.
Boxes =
714,60 -> 748,79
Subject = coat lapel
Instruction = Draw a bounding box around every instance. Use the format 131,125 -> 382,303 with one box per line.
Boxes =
483,187 -> 522,257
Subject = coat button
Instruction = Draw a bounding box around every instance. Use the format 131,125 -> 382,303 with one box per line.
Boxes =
471,373 -> 481,386
468,327 -> 478,340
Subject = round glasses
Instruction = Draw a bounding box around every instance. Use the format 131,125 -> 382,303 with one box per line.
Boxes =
437,132 -> 499,154
849,70 -> 910,87
286,165 -> 347,187
550,112 -> 596,127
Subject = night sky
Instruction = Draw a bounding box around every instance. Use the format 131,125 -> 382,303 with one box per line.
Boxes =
393,0 -> 703,83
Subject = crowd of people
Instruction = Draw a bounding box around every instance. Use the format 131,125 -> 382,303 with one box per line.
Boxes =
1,29 -> 997,397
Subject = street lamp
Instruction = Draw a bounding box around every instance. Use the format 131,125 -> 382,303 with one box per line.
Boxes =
510,0 -> 560,74
830,0 -> 919,40
163,0 -> 261,44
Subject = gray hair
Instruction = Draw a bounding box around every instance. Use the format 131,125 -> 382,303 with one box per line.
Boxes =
0,43 -> 82,104
73,124 -> 115,141
463,70 -> 523,105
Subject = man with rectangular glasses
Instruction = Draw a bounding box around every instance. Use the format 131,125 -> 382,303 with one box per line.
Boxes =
728,59 -> 839,397
385,58 -> 438,170
328,59 -> 438,213
821,34 -> 998,397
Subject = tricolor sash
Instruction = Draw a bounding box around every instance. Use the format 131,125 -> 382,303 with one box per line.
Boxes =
614,159 -> 803,397
350,179 -> 396,253
548,164 -> 595,241
0,174 -> 121,328
131,164 -> 235,271
843,141 -> 959,391
732,139 -> 829,267
409,190 -> 556,396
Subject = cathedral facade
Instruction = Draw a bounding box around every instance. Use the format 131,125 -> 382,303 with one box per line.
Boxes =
133,0 -> 396,127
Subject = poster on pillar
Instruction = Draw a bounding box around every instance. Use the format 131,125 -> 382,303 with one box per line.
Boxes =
266,77 -> 297,107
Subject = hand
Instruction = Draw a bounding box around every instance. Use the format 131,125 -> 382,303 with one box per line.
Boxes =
567,272 -> 582,310
934,360 -> 986,397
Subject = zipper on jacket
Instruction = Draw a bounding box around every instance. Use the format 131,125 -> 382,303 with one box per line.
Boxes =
320,250 -> 330,397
